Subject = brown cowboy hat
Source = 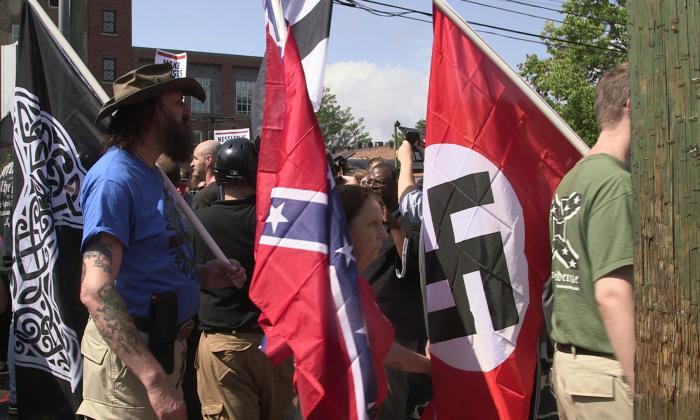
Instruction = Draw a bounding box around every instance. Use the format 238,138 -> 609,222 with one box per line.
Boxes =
96,63 -> 206,122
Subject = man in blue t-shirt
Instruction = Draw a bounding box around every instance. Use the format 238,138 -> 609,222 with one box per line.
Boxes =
77,63 -> 246,420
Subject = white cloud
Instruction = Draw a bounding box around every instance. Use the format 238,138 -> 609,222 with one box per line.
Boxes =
324,61 -> 429,142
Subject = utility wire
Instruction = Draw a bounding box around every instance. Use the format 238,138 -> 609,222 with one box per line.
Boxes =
458,0 -> 614,37
493,0 -> 625,27
336,0 -> 624,53
459,0 -> 563,27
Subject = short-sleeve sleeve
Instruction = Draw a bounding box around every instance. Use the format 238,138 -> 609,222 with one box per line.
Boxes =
587,192 -> 634,281
399,188 -> 423,224
81,179 -> 132,252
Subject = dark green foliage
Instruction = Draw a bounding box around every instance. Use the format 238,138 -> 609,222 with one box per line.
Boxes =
519,0 -> 628,146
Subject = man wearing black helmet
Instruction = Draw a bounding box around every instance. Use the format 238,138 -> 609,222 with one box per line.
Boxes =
193,138 -> 294,420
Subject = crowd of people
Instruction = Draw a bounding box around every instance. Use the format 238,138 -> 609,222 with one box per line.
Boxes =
0,60 -> 634,420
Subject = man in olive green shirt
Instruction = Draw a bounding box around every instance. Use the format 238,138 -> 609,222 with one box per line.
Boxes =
549,63 -> 635,419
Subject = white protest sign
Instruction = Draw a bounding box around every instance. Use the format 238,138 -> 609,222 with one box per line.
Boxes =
214,128 -> 251,143
155,49 -> 187,78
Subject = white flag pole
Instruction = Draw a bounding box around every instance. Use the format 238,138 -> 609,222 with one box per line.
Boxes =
158,169 -> 229,263
28,0 -> 229,263
28,0 -> 109,103
432,0 -> 590,155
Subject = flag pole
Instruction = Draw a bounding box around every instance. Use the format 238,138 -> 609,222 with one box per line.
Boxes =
158,169 -> 229,263
27,0 -> 229,263
28,0 -> 108,103
432,0 -> 589,156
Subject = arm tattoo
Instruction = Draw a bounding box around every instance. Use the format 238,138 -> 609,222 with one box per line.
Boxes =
93,283 -> 142,356
84,240 -> 113,275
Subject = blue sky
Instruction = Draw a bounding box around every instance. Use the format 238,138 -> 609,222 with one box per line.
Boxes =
133,0 -> 563,140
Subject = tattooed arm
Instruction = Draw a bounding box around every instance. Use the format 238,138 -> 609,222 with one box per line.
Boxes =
79,233 -> 185,419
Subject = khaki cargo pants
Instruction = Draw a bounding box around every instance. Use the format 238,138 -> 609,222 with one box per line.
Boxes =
196,331 -> 294,419
77,317 -> 188,420
551,348 -> 632,420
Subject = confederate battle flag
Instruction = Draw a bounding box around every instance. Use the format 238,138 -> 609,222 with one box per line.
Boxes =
250,1 -> 393,419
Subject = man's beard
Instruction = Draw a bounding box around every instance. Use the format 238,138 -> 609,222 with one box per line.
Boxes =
190,166 -> 204,186
158,111 -> 194,162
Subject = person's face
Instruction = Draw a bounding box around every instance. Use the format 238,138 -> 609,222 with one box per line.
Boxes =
156,91 -> 193,162
189,144 -> 207,186
349,197 -> 388,271
365,166 -> 396,207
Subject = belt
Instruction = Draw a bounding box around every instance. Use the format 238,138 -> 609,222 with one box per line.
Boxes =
556,343 -> 614,358
131,315 -> 194,341
204,327 -> 263,335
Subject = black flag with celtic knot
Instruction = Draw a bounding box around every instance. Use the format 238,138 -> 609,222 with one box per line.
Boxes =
12,1 -> 105,417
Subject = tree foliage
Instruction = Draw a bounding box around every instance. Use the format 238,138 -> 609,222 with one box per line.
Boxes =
316,88 -> 372,152
519,0 -> 628,146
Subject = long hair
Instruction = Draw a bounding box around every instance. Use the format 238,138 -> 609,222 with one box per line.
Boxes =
103,98 -> 159,153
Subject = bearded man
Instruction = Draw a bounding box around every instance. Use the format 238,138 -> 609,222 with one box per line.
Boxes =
78,63 -> 246,420
189,139 -> 220,209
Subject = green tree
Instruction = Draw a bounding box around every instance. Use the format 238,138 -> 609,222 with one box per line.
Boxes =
519,0 -> 628,146
316,88 -> 372,151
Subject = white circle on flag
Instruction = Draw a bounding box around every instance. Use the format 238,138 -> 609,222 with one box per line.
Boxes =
422,143 -> 529,372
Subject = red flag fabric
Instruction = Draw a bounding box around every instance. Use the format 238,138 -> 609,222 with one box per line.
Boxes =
250,25 -> 393,420
421,4 -> 584,419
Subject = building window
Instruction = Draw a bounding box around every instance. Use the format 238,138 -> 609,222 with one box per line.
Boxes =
191,77 -> 211,114
48,0 -> 59,8
235,80 -> 254,115
11,25 -> 20,43
102,58 -> 116,82
102,10 -> 116,34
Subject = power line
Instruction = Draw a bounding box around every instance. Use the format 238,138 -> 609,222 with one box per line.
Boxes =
336,0 -> 624,53
493,0 -> 625,27
460,0 -> 567,25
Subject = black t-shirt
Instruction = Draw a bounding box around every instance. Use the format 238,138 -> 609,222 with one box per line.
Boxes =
191,182 -> 219,210
363,212 -> 426,341
194,196 -> 261,332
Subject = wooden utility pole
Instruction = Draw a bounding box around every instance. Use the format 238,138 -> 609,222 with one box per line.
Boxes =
629,1 -> 699,417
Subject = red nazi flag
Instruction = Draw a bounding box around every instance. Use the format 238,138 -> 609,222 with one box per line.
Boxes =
421,2 -> 586,419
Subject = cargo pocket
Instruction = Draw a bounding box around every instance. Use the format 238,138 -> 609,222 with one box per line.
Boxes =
201,402 -> 224,419
80,331 -> 110,397
564,374 -> 614,400
82,343 -> 108,365
206,336 -> 253,383
208,337 -> 252,363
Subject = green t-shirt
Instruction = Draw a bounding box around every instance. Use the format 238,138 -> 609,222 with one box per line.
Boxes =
549,153 -> 634,354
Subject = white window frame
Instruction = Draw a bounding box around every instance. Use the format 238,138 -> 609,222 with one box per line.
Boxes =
235,80 -> 254,115
191,77 -> 212,114
102,10 -> 116,34
102,58 -> 116,82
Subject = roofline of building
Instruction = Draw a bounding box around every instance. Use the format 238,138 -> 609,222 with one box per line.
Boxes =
132,45 -> 262,65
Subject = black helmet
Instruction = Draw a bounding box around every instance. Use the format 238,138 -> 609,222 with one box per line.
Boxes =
214,138 -> 258,185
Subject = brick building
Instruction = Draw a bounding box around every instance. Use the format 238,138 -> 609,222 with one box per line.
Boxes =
0,0 -> 262,141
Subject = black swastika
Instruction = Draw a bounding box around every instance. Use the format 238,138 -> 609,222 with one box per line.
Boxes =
426,171 -> 519,343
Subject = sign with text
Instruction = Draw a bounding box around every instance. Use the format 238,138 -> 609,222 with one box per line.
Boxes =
155,49 -> 187,78
214,128 -> 250,143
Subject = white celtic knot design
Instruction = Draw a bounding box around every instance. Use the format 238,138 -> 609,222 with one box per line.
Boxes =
11,87 -> 86,391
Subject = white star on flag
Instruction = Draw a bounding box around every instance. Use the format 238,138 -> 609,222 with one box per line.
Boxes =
266,202 -> 289,234
335,238 -> 355,267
